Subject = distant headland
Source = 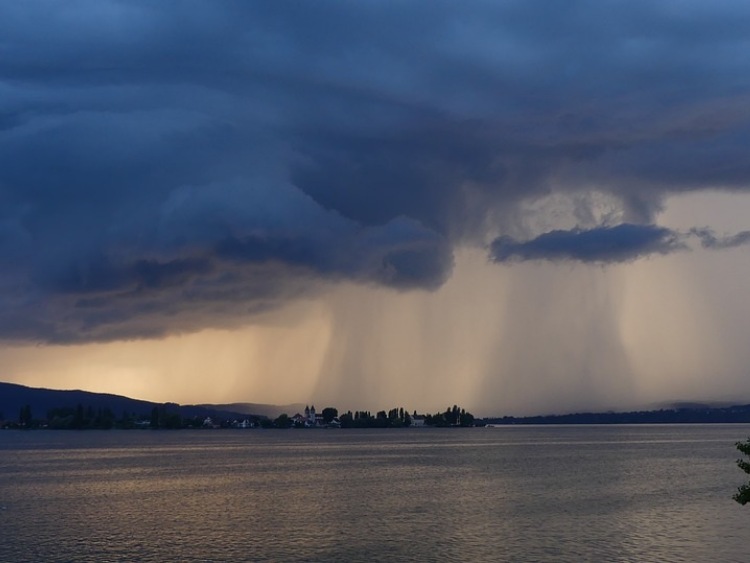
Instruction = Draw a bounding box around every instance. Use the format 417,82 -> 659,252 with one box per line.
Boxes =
0,381 -> 475,429
2,381 -> 750,430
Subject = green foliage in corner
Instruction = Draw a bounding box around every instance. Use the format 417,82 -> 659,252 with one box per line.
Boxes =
733,437 -> 750,505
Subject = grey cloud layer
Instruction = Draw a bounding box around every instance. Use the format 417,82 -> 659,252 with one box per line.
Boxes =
490,224 -> 684,263
1,1 -> 750,341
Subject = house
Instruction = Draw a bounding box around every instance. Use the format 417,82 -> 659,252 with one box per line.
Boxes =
411,415 -> 426,427
203,416 -> 220,429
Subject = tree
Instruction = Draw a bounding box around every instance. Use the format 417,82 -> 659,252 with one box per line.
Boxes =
339,411 -> 354,428
150,406 -> 160,428
459,410 -> 475,427
403,411 -> 412,427
273,413 -> 292,428
322,407 -> 338,424
734,437 -> 750,505
73,404 -> 86,429
161,410 -> 183,429
19,404 -> 32,427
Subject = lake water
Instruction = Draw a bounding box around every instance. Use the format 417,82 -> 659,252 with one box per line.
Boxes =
1,425 -> 748,562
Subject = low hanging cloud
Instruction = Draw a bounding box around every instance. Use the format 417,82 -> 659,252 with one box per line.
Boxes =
490,224 -> 685,264
690,228 -> 750,250
491,224 -> 750,263
1,1 -> 750,342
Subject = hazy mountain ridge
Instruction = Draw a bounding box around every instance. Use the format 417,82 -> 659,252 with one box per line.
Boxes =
0,382 -> 276,421
192,402 -> 309,419
485,404 -> 750,425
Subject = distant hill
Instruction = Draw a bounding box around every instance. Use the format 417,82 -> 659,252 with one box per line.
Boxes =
194,402 -> 308,419
0,381 -> 280,422
653,400 -> 739,411
484,404 -> 750,425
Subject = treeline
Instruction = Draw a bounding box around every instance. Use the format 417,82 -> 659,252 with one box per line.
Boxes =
5,403 -> 122,429
339,407 -> 412,428
423,405 -> 475,427
6,403 -> 164,429
3,402 -> 477,430
268,405 -> 476,429
48,405 -> 117,429
2,403 -> 261,430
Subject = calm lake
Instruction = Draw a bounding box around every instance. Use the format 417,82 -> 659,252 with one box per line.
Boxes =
1,425 -> 748,562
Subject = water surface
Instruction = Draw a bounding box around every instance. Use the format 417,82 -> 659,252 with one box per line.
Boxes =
1,425 -> 748,562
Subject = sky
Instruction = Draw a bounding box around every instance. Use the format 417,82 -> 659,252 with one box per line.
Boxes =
2,1 -> 750,416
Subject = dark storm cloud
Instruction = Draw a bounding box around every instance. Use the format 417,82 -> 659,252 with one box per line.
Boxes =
491,224 -> 750,263
490,224 -> 684,263
2,1 -> 750,341
56,256 -> 214,294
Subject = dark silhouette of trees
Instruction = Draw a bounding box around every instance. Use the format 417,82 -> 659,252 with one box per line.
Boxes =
73,404 -> 86,429
160,410 -> 182,429
19,404 -> 32,427
734,437 -> 750,505
273,413 -> 292,428
335,407 -> 412,428
45,404 -> 119,429
424,405 -> 475,427
339,411 -> 354,427
322,407 -> 338,423
403,411 -> 412,427
148,405 -> 182,429
150,406 -> 160,428
94,407 -> 115,429
459,409 -> 475,427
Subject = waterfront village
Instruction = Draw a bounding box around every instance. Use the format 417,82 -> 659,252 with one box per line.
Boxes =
3,402 -> 477,430
203,405 -> 475,428
205,404 -> 477,429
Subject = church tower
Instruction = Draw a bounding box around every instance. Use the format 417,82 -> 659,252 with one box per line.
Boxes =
309,405 -> 316,426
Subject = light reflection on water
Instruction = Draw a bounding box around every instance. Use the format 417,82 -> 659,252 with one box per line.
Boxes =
0,425 -> 747,562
